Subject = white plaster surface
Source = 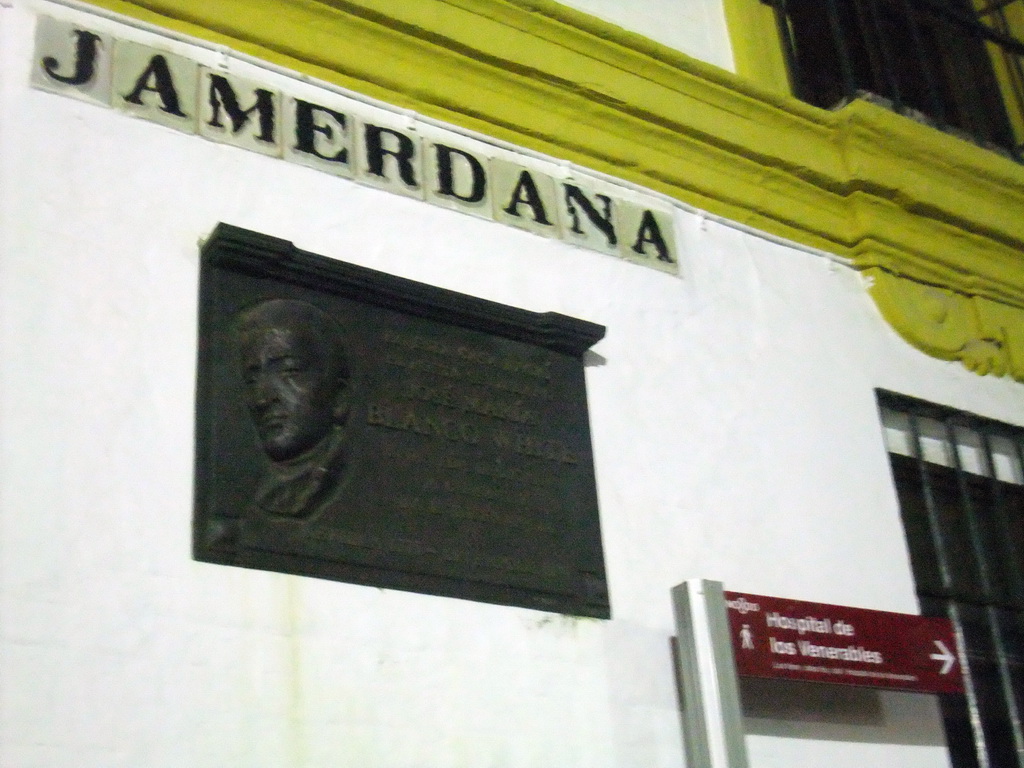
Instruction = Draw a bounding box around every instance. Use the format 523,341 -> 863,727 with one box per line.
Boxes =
3,3 -> 1023,768
553,0 -> 735,71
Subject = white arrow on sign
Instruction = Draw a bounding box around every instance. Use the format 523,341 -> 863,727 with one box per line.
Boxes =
930,640 -> 956,675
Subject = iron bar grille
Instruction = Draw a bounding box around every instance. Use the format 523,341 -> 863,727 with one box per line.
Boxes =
878,390 -> 1024,768
767,0 -> 1024,159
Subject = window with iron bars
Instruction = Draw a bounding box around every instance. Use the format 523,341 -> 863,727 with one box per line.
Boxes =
766,0 -> 1024,158
879,390 -> 1024,767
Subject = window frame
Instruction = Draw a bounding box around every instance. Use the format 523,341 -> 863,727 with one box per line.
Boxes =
880,389 -> 1024,768
730,0 -> 1024,155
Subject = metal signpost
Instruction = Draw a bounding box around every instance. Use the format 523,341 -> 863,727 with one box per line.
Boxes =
672,580 -> 750,768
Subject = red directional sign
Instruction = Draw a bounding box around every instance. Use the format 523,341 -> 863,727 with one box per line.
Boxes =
724,591 -> 963,694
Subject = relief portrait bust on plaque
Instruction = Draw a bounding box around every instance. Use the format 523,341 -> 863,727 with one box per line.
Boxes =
236,298 -> 351,519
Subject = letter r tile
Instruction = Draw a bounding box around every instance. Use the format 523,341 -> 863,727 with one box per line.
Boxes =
355,118 -> 425,200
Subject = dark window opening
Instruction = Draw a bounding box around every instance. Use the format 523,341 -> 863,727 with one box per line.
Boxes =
769,0 -> 1024,156
879,390 -> 1024,768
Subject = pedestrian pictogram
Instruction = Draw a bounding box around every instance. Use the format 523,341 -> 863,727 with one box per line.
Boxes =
740,624 -> 754,649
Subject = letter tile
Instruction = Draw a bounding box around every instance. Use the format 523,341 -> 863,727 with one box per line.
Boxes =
491,158 -> 559,238
113,40 -> 198,133
199,67 -> 281,156
283,95 -> 354,178
558,180 -> 621,257
31,17 -> 112,106
618,202 -> 678,274
425,139 -> 493,220
356,119 -> 425,199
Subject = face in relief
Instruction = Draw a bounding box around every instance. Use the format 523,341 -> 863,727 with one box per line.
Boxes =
238,301 -> 348,462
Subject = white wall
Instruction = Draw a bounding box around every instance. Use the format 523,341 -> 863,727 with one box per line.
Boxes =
3,3 -> 1023,768
554,0 -> 735,71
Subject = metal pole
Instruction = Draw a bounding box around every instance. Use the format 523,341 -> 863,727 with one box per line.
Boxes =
671,580 -> 749,768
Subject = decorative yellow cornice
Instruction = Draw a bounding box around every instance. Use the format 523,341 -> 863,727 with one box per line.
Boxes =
869,268 -> 1024,380
78,0 -> 1024,380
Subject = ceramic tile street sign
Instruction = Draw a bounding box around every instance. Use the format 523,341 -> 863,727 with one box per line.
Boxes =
32,15 -> 680,274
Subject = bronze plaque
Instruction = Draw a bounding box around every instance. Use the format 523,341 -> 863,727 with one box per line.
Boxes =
194,224 -> 609,617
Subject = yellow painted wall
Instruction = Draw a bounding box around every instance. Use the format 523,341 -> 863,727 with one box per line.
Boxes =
81,0 -> 1024,380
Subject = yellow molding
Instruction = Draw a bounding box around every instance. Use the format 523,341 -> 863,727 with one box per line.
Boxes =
78,0 -> 1024,379
869,268 -> 1024,381
721,0 -> 790,95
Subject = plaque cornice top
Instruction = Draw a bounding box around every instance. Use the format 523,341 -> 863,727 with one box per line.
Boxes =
203,223 -> 606,357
